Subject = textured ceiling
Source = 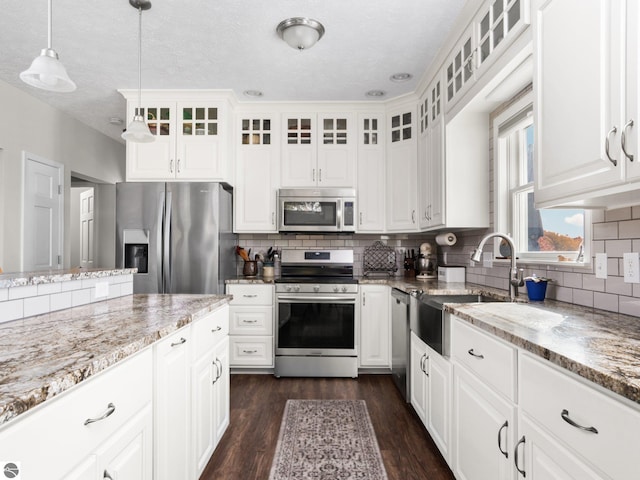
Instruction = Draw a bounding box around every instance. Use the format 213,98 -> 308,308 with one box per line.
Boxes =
0,0 -> 466,142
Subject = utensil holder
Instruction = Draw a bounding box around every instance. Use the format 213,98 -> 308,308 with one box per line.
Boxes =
525,279 -> 548,301
243,260 -> 258,277
262,262 -> 274,279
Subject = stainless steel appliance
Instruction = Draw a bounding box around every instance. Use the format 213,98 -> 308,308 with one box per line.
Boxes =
277,188 -> 356,233
116,182 -> 236,294
275,249 -> 358,377
391,288 -> 414,401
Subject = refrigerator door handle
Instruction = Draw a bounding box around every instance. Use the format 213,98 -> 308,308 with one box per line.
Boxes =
156,191 -> 165,293
163,190 -> 172,293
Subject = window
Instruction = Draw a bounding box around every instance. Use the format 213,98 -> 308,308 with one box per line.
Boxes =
494,94 -> 589,264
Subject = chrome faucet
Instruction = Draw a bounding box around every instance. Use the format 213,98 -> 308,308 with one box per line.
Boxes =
470,232 -> 524,301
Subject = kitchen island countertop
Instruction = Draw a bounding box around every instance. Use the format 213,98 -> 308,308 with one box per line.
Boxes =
0,294 -> 230,427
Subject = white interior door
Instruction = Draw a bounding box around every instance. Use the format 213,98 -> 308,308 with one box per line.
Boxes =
80,188 -> 95,269
23,153 -> 63,271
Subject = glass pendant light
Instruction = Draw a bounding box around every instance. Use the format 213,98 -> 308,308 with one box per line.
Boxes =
122,0 -> 154,143
20,0 -> 76,92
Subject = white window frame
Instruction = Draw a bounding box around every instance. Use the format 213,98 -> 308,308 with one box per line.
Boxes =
493,92 -> 591,266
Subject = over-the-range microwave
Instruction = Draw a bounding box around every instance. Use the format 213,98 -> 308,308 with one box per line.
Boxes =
277,188 -> 356,233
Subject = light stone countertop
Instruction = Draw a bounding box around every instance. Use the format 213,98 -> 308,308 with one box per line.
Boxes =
0,267 -> 138,288
0,294 -> 230,427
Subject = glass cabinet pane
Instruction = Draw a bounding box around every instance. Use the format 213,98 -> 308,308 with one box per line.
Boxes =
183,123 -> 193,135
208,108 -> 217,120
494,19 -> 504,47
481,12 -> 490,37
264,119 -> 271,130
324,118 -> 334,130
392,115 -> 400,128
402,112 -> 411,125
508,0 -> 521,28
493,0 -> 504,22
160,108 -> 170,120
195,108 -> 205,120
263,133 -> 271,144
336,118 -> 347,130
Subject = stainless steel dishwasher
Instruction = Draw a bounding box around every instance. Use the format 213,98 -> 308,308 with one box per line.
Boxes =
391,288 -> 413,401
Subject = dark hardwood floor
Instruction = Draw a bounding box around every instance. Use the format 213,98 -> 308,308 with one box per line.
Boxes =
200,374 -> 456,480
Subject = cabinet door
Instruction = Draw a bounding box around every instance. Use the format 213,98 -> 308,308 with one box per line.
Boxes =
235,117 -> 279,232
427,114 -> 445,228
533,0 -> 623,206
63,456 -> 98,480
625,0 -> 640,181
518,414 -> 604,480
176,103 -> 224,180
192,349 -> 215,477
452,364 -> 517,480
98,404 -> 153,480
357,114 -> 386,232
445,23 -> 475,111
127,103 -> 176,180
317,114 -> 356,187
427,344 -> 451,462
281,115 -> 316,187
213,337 -> 230,444
359,285 -> 391,367
154,328 -> 192,480
418,95 -> 431,230
386,109 -> 418,232
410,332 -> 428,425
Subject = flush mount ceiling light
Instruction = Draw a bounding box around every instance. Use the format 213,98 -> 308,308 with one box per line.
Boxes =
276,17 -> 325,50
122,0 -> 154,143
243,90 -> 264,97
390,72 -> 413,82
366,90 -> 386,98
20,0 -> 76,92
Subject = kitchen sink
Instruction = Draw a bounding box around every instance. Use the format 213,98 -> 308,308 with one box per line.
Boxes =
420,294 -> 508,308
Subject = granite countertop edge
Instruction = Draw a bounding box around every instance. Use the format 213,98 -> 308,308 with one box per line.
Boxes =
0,268 -> 138,288
0,294 -> 231,427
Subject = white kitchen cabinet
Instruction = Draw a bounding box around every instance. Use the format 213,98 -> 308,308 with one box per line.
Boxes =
154,327 -> 192,480
359,285 -> 391,368
357,113 -> 386,232
445,24 -> 476,110
410,331 -> 452,463
234,115 -> 280,232
533,0 -> 640,208
226,284 -> 274,368
281,113 -> 356,188
213,336 -> 230,444
119,91 -> 231,183
386,104 -> 419,232
418,79 -> 445,230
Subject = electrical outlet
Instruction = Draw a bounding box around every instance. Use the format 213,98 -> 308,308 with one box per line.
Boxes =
595,253 -> 607,279
483,252 -> 493,268
623,253 -> 640,283
95,282 -> 109,299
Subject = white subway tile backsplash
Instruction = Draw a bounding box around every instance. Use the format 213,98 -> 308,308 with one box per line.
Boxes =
619,219 -> 640,239
24,295 -> 50,317
593,222 -> 618,240
50,292 -> 72,312
605,239 -> 633,258
0,299 -> 23,323
572,289 -> 593,308
71,289 -> 91,307
563,272 -> 583,289
605,207 -> 632,222
0,288 -> 7,302
121,282 -> 134,296
582,275 -> 605,292
8,285 -> 38,300
61,280 -> 82,292
606,276 -> 634,296
594,292 -> 619,312
37,282 -> 61,295
619,297 -> 640,317
108,283 -> 122,299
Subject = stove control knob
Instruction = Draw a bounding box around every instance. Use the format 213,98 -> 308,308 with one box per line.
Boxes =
313,285 -> 320,292
293,285 -> 301,292
333,286 -> 340,293
285,285 -> 292,292
341,286 -> 348,293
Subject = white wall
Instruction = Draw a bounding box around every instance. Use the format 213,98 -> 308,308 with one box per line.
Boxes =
0,79 -> 125,273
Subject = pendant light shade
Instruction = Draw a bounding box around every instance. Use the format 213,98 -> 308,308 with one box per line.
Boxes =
122,0 -> 154,143
20,0 -> 76,92
277,17 -> 325,50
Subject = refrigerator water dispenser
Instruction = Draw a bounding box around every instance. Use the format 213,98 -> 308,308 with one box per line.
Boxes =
123,230 -> 149,274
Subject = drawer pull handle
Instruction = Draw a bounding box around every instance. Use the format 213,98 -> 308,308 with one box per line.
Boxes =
621,119 -> 634,162
514,435 -> 526,477
497,420 -> 509,458
243,294 -> 258,298
242,319 -> 258,323
560,409 -> 599,434
605,126 -> 618,166
212,359 -> 220,384
171,337 -> 187,347
212,326 -> 222,332
420,354 -> 429,375
104,470 -> 114,480
243,349 -> 258,354
468,348 -> 484,359
216,358 -> 223,381
84,403 -> 116,426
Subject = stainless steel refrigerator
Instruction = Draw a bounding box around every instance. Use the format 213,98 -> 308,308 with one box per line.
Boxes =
116,182 -> 236,294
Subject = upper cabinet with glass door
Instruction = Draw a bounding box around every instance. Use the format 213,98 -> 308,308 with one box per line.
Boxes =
119,91 -> 232,183
444,0 -> 530,113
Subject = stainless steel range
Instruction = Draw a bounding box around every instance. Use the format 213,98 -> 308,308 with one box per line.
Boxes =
275,249 -> 359,378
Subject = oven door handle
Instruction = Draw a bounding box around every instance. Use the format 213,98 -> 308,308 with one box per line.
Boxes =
277,296 -> 356,303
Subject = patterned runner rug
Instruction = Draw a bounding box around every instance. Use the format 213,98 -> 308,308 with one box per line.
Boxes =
269,399 -> 388,480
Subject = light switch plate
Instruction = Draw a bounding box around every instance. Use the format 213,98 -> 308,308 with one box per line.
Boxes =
595,253 -> 607,279
623,253 -> 640,283
95,282 -> 109,299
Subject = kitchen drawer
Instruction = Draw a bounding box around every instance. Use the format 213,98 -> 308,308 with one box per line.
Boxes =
229,336 -> 274,366
520,353 -> 640,480
227,284 -> 273,306
230,306 -> 273,335
451,316 -> 516,402
193,305 -> 229,358
0,348 -> 152,480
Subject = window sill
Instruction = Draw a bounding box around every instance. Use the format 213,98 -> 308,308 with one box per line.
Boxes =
491,257 -> 592,271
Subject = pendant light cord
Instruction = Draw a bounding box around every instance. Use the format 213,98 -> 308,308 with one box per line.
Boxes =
137,6 -> 143,116
47,0 -> 53,49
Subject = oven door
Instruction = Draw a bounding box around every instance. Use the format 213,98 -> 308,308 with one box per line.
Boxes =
276,294 -> 357,356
